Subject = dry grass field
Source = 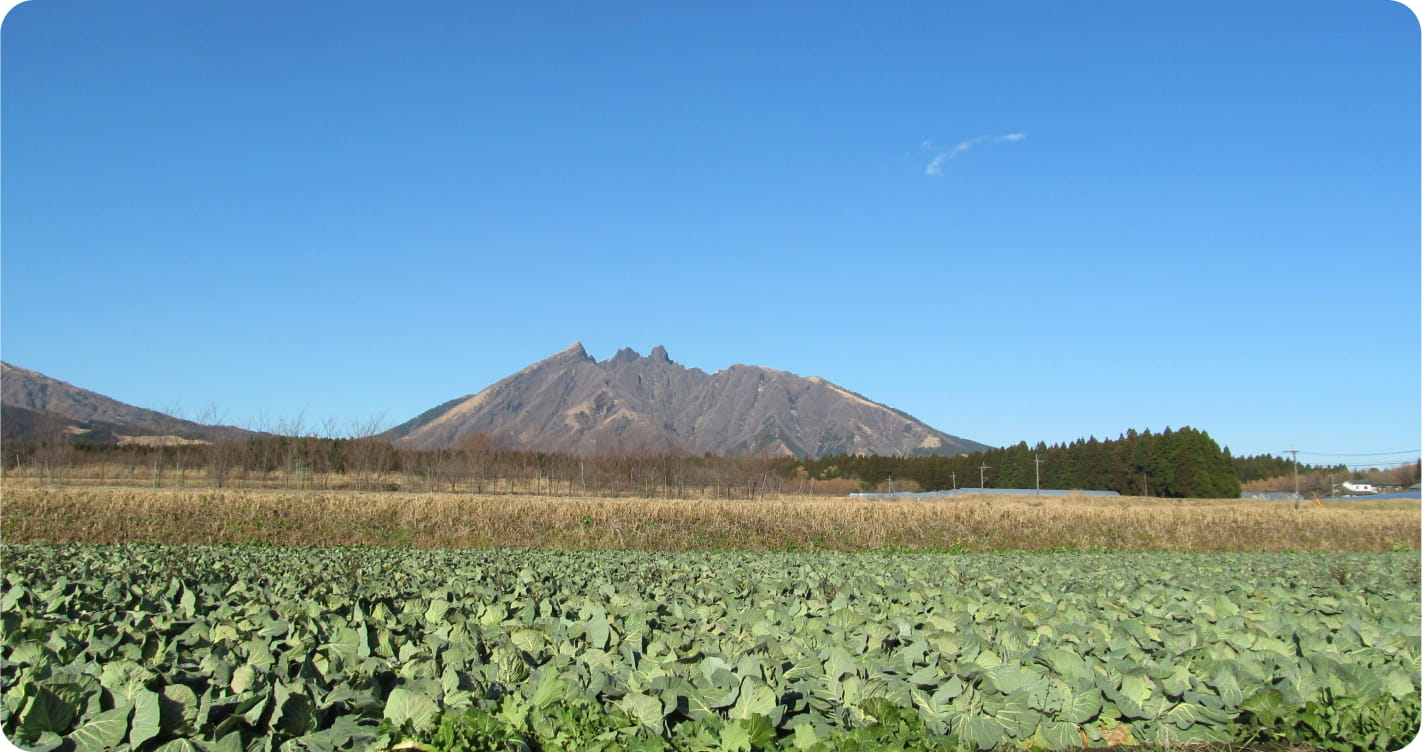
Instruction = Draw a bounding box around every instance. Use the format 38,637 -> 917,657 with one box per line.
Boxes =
3,481 -> 1417,552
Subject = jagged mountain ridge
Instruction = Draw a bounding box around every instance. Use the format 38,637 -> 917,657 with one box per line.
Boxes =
385,343 -> 989,458
0,362 -> 253,443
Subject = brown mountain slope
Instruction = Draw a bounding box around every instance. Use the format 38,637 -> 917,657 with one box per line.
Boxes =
0,362 -> 252,443
384,343 -> 989,458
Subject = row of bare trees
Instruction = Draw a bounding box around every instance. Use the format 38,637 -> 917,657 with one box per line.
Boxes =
1241,461 -> 1421,496
3,432 -> 809,499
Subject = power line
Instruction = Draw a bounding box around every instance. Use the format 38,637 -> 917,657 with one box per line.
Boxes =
1297,450 -> 1420,457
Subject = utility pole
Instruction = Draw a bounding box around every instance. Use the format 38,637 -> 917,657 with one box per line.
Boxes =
1287,448 -> 1301,510
979,463 -> 991,489
950,471 -> 957,490
1034,455 -> 1044,495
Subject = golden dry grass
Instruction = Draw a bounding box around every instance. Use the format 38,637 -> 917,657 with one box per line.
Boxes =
1,482 -> 1416,552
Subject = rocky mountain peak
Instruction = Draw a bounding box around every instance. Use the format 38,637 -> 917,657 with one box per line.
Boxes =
605,345 -> 673,366
608,347 -> 641,364
386,343 -> 990,458
552,341 -> 593,362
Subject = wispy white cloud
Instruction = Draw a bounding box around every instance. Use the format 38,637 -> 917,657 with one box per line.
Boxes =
924,152 -> 950,177
923,133 -> 1026,176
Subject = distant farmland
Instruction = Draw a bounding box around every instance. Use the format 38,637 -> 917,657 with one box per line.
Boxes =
3,483 -> 1415,553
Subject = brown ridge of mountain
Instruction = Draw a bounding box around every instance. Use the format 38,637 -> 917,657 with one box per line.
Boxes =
384,343 -> 991,458
0,362 -> 254,444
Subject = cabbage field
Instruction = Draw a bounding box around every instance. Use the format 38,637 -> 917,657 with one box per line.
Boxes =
2,544 -> 1419,751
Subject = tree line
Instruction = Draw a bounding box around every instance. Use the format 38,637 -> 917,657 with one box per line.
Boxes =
1231,453 -> 1346,484
7,424 -> 1411,500
793,427 -> 1243,498
1234,456 -> 1419,496
2,433 -> 798,500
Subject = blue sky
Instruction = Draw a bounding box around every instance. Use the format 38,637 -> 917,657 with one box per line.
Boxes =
2,0 -> 1418,464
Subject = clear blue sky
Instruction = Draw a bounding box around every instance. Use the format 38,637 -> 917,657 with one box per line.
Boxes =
3,0 -> 1418,464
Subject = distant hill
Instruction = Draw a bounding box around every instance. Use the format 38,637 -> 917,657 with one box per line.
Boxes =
384,343 -> 989,458
0,362 -> 252,444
